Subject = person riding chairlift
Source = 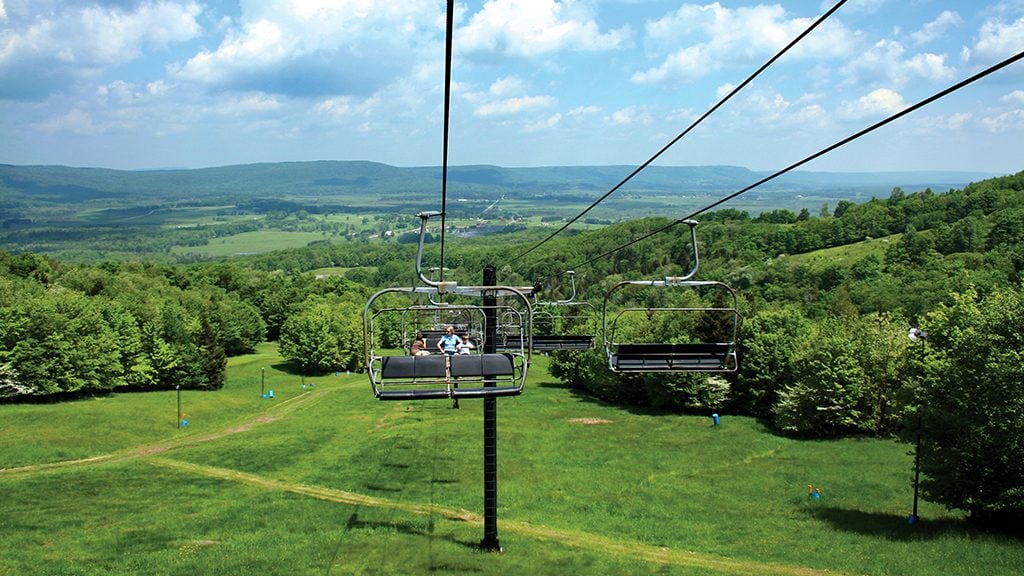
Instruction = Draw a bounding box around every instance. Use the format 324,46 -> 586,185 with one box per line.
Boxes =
457,335 -> 475,355
437,326 -> 460,356
410,332 -> 430,356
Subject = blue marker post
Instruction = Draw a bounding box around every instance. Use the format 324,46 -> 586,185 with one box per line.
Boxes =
711,413 -> 720,426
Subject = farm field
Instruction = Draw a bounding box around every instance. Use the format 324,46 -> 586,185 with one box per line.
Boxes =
1,345 -> 1021,576
170,230 -> 333,258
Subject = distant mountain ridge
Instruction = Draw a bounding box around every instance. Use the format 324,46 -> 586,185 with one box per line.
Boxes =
0,161 -> 999,205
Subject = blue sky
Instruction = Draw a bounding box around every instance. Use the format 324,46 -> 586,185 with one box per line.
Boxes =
1,0 -> 1022,173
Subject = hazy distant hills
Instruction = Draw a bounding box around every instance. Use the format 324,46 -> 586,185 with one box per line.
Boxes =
0,160 -> 998,206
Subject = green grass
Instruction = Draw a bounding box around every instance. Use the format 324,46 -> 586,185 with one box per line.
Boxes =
782,235 -> 897,271
170,230 -> 332,257
2,348 -> 1021,575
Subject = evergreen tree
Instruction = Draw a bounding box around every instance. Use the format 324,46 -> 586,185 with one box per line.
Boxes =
199,310 -> 227,390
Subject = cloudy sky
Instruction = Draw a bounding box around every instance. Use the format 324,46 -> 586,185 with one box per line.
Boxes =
1,0 -> 1022,173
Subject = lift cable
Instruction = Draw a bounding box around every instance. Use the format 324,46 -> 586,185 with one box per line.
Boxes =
567,48 -> 1024,274
509,0 -> 850,265
438,0 -> 455,282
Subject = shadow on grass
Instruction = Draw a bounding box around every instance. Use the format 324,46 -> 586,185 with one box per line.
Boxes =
344,512 -> 491,557
807,506 -> 968,540
271,361 -> 352,378
536,379 -> 572,390
538,378 -> 878,437
544,380 -> 707,418
363,482 -> 404,493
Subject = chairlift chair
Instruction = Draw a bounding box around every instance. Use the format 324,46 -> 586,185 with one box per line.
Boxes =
531,270 -> 598,351
363,211 -> 534,400
603,220 -> 740,373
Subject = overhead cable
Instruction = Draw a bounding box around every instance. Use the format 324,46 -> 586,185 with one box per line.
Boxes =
438,0 -> 455,281
509,0 -> 850,265
568,48 -> 1024,273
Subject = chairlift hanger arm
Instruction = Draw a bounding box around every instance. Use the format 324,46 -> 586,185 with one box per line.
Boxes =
552,270 -> 579,305
415,211 -> 454,291
414,210 -> 536,298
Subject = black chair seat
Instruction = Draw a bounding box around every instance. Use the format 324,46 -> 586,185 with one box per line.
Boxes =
532,335 -> 593,351
612,342 -> 734,371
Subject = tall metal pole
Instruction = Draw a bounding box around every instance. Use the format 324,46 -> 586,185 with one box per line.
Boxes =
176,385 -> 182,429
908,328 -> 927,524
261,367 -> 265,397
912,416 -> 922,522
481,264 -> 501,551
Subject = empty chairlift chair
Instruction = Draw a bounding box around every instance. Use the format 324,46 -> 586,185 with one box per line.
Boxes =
603,220 -> 740,373
530,270 -> 598,352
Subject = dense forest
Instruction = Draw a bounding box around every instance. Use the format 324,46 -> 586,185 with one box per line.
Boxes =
1,170 -> 1022,524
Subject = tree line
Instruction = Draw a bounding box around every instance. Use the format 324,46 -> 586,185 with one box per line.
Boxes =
0,253 -> 370,399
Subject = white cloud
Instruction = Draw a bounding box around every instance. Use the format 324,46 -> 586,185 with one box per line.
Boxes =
715,83 -> 736,99
911,11 -> 962,45
35,108 -> 98,134
1002,89 -> 1024,104
0,1 -> 202,100
458,0 -> 629,58
840,0 -> 886,14
610,105 -> 653,126
488,76 -> 528,97
475,95 -> 557,117
464,75 -> 556,117
979,88 -> 1024,133
568,105 -> 602,117
524,113 -> 562,131
96,79 -> 171,105
315,96 -> 355,118
973,14 -> 1024,61
841,39 -> 955,88
903,52 -> 957,82
173,1 -> 439,97
0,2 -> 202,66
220,94 -> 283,115
982,109 -> 1024,132
666,106 -> 697,123
631,45 -> 706,84
903,111 -> 975,137
176,19 -> 288,83
839,88 -> 906,120
633,3 -> 856,84
945,112 -> 972,130
725,88 -> 829,132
